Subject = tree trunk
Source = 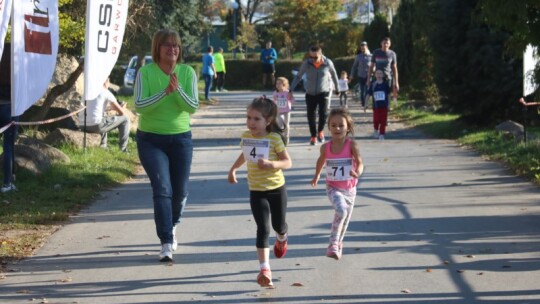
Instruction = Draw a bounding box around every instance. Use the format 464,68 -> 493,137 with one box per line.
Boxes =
32,58 -> 84,122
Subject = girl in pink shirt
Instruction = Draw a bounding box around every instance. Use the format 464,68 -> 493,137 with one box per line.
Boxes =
311,108 -> 364,260
272,77 -> 295,145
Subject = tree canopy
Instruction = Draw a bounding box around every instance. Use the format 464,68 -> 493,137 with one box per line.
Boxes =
270,0 -> 342,53
478,1 -> 540,56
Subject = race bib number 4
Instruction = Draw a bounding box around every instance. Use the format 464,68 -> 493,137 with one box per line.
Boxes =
326,158 -> 353,181
242,138 -> 270,163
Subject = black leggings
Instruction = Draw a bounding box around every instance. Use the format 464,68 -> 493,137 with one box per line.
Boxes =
306,92 -> 330,137
250,186 -> 288,248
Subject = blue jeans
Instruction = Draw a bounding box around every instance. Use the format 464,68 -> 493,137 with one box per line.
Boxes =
136,130 -> 193,244
0,104 -> 19,186
358,77 -> 368,107
203,74 -> 213,100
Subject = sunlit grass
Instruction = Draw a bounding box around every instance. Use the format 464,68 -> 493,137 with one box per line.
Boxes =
0,131 -> 138,261
394,102 -> 540,184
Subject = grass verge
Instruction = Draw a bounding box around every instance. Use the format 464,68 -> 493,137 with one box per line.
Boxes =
394,103 -> 540,184
0,124 -> 139,273
1,93 -> 217,273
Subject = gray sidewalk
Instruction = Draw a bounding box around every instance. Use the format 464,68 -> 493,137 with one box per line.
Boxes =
1,91 -> 539,303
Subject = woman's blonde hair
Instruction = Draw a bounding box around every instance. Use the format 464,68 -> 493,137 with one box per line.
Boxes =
151,29 -> 182,64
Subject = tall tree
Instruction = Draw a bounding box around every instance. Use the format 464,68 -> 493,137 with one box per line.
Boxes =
362,13 -> 390,50
124,0 -> 211,58
270,0 -> 342,52
391,0 -> 439,104
478,1 -> 540,55
478,1 -> 540,97
58,0 -> 86,55
428,0 -> 521,123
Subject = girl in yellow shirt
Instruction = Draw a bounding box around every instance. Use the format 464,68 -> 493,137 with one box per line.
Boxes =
228,97 -> 292,287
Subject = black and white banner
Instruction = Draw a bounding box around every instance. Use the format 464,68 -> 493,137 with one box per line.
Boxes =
523,44 -> 538,96
84,0 -> 129,101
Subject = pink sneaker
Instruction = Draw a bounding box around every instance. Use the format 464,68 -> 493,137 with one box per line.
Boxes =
326,244 -> 341,260
274,238 -> 288,258
257,268 -> 273,287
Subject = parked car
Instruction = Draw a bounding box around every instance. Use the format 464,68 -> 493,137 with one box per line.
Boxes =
123,55 -> 153,88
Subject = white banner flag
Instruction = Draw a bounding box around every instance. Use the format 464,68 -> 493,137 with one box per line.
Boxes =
11,0 -> 59,117
84,0 -> 129,101
0,0 -> 12,57
523,44 -> 538,96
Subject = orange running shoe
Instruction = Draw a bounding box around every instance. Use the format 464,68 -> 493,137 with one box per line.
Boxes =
274,238 -> 288,258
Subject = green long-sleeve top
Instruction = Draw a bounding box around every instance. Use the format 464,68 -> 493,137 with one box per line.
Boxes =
213,53 -> 226,73
135,63 -> 199,134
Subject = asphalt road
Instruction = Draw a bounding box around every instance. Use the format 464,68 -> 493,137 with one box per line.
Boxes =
1,91 -> 539,304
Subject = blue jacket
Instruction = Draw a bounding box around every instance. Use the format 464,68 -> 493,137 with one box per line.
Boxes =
260,48 -> 277,65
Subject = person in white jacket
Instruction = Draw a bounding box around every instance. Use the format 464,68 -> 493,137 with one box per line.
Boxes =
79,78 -> 130,152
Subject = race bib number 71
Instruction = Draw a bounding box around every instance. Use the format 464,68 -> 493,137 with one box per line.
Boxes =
326,158 -> 353,181
242,138 -> 270,163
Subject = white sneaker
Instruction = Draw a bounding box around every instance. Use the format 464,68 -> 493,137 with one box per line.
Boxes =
159,244 -> 173,262
220,88 -> 228,92
379,134 -> 385,141
172,226 -> 177,251
1,183 -> 17,193
372,131 -> 379,139
215,88 -> 220,92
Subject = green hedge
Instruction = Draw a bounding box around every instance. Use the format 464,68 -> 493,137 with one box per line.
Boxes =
216,57 -> 356,90
113,56 -> 358,90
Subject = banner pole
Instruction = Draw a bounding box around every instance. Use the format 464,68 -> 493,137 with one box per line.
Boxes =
10,117 -> 16,185
522,106 -> 527,143
83,100 -> 87,151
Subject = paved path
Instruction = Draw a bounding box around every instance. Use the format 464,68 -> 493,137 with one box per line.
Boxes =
1,91 -> 539,303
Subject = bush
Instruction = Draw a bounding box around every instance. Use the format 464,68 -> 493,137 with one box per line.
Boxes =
214,56 -> 356,90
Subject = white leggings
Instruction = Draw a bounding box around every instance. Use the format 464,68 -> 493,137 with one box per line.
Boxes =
326,186 -> 356,246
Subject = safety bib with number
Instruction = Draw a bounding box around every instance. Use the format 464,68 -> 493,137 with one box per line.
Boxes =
374,91 -> 386,101
242,138 -> 270,163
276,97 -> 289,112
326,158 -> 353,181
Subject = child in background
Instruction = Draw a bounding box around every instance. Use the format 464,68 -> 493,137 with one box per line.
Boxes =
338,71 -> 349,108
311,108 -> 364,260
228,97 -> 292,287
368,69 -> 391,140
273,77 -> 295,145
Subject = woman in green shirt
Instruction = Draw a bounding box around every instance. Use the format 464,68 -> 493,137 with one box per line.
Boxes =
134,29 -> 199,262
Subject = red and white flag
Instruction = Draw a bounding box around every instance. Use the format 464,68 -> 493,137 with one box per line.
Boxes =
0,0 -> 12,57
84,0 -> 129,101
11,0 -> 59,116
